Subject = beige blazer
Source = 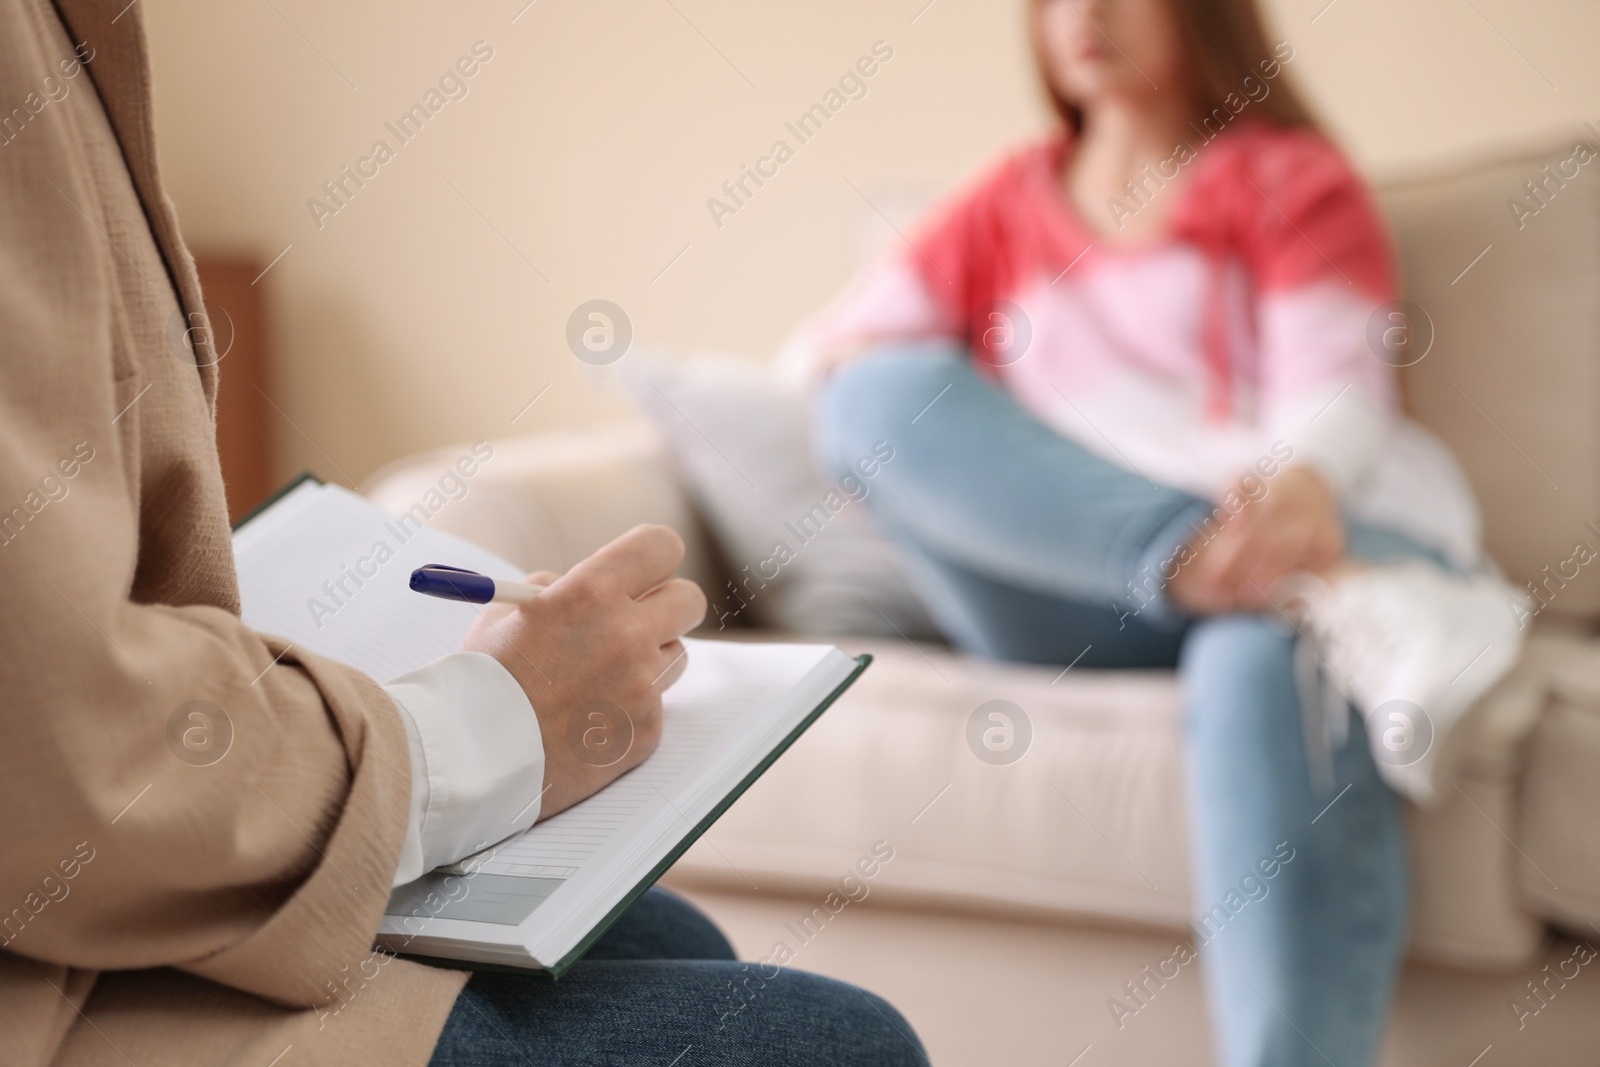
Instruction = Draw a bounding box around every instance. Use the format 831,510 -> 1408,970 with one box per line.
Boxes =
0,2 -> 468,1063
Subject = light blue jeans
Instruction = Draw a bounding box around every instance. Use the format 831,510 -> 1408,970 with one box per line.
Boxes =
817,344 -> 1425,1067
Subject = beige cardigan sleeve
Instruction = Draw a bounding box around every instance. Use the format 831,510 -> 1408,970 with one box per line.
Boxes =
0,0 -> 417,1011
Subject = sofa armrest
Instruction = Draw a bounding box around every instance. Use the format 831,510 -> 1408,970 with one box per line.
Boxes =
362,420 -> 723,593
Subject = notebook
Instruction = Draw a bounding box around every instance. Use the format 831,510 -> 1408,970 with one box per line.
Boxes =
233,476 -> 869,975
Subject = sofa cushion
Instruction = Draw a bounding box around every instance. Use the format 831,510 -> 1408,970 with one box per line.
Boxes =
612,351 -> 939,639
671,633 -> 1546,970
1518,643 -> 1600,930
367,421 -> 1562,970
1379,130 -> 1600,622
362,423 -> 726,595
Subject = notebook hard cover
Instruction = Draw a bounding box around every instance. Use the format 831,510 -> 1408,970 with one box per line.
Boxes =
232,480 -> 868,975
383,642 -> 868,975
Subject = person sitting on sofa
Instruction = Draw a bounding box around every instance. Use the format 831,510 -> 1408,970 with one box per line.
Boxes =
794,0 -> 1526,1064
0,2 -> 925,1065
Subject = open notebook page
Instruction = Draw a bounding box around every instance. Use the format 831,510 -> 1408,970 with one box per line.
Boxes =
235,483 -> 525,681
379,639 -> 851,968
233,482 -> 856,970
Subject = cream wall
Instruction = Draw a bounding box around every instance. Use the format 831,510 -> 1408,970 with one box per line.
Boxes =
142,0 -> 1600,487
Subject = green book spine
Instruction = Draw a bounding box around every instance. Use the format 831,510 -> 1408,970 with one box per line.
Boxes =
230,471 -> 322,532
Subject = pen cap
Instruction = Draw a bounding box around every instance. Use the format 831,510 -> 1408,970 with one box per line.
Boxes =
410,566 -> 496,604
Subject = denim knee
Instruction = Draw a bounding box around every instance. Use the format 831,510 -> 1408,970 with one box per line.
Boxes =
814,342 -> 967,473
437,964 -> 928,1066
1181,615 -> 1294,687
761,970 -> 928,1066
1180,615 -> 1298,738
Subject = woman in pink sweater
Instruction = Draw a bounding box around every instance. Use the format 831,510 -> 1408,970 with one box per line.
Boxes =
802,0 -> 1524,1063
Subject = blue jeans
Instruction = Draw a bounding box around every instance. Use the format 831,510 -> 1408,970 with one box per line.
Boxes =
817,344 -> 1421,1067
429,888 -> 927,1066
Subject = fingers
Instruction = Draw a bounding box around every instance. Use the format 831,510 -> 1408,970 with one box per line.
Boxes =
1213,513 -> 1281,596
1305,523 -> 1347,573
1173,516 -> 1287,612
1181,567 -> 1253,614
567,525 -> 686,600
1213,507 -> 1311,596
526,570 -> 562,586
1186,516 -> 1253,598
654,640 -> 689,690
1236,526 -> 1309,604
1238,559 -> 1291,607
1227,505 -> 1346,604
636,578 -> 707,643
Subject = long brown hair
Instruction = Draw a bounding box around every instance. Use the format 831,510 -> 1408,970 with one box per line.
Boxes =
1029,0 -> 1318,133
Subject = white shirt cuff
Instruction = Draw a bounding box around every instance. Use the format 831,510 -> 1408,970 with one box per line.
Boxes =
383,651 -> 545,888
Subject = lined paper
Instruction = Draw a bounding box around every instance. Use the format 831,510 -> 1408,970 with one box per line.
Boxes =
461,638 -> 838,882
235,484 -> 521,682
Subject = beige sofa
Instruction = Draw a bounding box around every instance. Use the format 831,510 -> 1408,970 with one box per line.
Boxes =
367,131 -> 1600,1064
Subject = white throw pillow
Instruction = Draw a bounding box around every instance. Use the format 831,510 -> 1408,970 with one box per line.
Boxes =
616,351 -> 940,640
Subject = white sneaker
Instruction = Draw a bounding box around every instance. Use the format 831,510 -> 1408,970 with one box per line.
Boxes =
1273,562 -> 1529,803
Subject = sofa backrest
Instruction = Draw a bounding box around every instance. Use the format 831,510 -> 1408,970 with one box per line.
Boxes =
370,133 -> 1600,626
1380,129 -> 1600,622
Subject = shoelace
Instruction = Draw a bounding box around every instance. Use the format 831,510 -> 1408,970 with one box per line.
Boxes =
1279,574 -> 1401,799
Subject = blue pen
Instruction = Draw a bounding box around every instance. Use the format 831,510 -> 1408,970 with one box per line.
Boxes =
410,564 -> 544,605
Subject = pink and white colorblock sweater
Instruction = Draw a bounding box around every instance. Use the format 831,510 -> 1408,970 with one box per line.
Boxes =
790,122 -> 1481,566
